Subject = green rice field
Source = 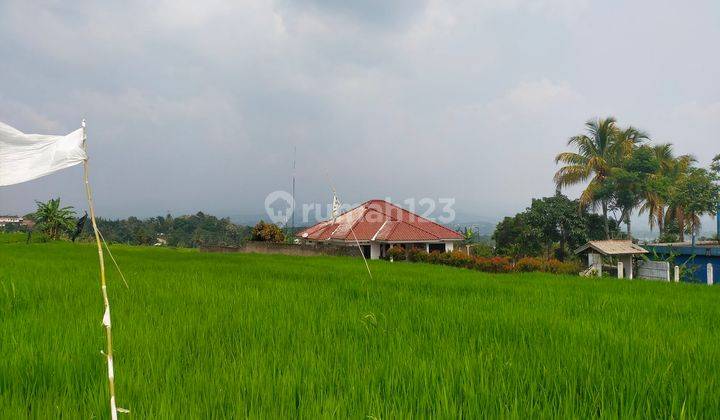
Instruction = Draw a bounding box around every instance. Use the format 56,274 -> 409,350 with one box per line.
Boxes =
1,234 -> 719,418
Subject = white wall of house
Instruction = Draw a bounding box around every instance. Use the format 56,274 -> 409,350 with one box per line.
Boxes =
370,243 -> 381,260
445,242 -> 454,252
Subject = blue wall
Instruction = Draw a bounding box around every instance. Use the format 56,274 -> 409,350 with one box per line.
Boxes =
644,244 -> 720,283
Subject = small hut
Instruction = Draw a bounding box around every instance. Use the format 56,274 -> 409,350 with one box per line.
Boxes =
575,240 -> 648,278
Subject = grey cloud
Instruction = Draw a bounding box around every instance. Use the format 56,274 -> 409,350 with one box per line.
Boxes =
0,0 -> 718,231
278,0 -> 427,28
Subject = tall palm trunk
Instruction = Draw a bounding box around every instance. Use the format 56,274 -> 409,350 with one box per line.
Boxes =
602,200 -> 610,239
677,208 -> 685,242
626,214 -> 631,238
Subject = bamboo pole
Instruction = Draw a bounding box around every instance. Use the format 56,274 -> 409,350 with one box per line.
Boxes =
82,120 -> 119,420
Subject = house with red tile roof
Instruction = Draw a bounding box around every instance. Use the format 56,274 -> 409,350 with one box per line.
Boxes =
296,199 -> 464,259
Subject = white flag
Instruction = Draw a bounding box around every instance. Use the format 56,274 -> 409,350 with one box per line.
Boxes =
0,122 -> 87,187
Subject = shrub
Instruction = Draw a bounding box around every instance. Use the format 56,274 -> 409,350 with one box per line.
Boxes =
407,247 -> 428,262
447,250 -> 474,268
473,257 -> 492,272
515,257 -> 544,272
426,251 -> 443,264
542,258 -> 560,273
556,260 -> 583,275
436,251 -> 453,265
490,256 -> 513,273
469,244 -> 494,258
474,256 -> 512,273
386,246 -> 576,277
514,257 -> 582,275
251,221 -> 285,243
387,246 -> 406,261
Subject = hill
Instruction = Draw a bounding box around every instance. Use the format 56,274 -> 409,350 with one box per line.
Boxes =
1,238 -> 719,417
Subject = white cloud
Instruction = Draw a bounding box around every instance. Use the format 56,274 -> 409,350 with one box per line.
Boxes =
454,79 -> 583,124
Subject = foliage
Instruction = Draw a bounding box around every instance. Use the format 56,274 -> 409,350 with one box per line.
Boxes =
473,256 -> 513,273
251,220 -> 285,243
555,117 -> 719,241
554,117 -> 631,238
407,247 -> 428,262
387,246 -> 406,261
668,168 -> 720,236
469,243 -> 494,258
711,154 -> 720,175
604,145 -> 658,235
492,214 -> 528,257
392,247 -> 579,276
493,193 -> 618,259
516,257 -> 544,272
32,198 -> 76,240
84,212 -> 250,248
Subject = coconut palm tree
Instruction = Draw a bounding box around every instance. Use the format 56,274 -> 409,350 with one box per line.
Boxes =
613,126 -> 649,160
34,198 -> 76,240
554,117 -> 622,239
638,144 -> 677,235
663,154 -> 696,242
609,127 -> 650,237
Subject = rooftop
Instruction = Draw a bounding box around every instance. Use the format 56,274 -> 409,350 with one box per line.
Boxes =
297,199 -> 464,243
575,240 -> 649,256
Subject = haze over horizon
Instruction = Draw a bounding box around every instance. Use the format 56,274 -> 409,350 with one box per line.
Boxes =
1,1 -> 718,229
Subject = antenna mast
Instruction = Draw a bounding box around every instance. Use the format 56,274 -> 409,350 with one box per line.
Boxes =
291,146 -> 296,235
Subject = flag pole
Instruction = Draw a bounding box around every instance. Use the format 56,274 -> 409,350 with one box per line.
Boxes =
82,119 -> 119,420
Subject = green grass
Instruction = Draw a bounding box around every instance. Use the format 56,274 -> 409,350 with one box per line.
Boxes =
1,237 -> 719,418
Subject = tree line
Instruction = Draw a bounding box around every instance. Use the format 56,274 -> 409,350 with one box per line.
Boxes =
86,213 -> 251,247
554,117 -> 719,242
492,193 -> 616,261
7,200 -> 252,247
493,117 -> 719,261
8,196 -> 304,248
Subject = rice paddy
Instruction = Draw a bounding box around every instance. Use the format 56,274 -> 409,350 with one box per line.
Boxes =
1,237 -> 719,418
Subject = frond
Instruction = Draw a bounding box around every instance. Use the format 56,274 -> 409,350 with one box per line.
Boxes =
567,135 -> 597,158
653,143 -> 675,172
578,178 -> 603,207
586,156 -> 610,176
553,165 -> 591,187
554,152 -> 588,165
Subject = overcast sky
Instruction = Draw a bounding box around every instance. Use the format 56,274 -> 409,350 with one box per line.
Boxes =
1,0 -> 718,225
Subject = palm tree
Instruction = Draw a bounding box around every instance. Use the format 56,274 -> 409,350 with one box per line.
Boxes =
614,126 -> 649,160
34,198 -> 76,240
663,154 -> 696,242
554,117 -> 622,239
611,127 -> 650,237
638,144 -> 676,236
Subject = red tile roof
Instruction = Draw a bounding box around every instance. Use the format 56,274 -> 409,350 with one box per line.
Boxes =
297,199 -> 464,242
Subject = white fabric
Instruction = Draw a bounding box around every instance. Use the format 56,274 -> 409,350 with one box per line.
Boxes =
0,121 -> 86,187
102,306 -> 112,327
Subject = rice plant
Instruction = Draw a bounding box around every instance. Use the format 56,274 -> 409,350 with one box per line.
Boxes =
1,237 -> 719,418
